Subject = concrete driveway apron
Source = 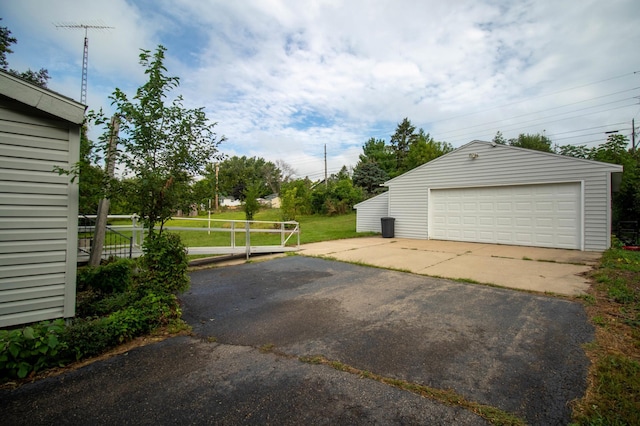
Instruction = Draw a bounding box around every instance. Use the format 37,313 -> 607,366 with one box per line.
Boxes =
300,237 -> 601,296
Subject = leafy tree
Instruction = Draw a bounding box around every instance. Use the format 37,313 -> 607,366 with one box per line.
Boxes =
558,134 -> 640,228
508,133 -> 553,153
556,144 -> 591,159
191,177 -> 214,209
242,182 -> 261,221
77,125 -> 105,214
492,131 -> 507,145
310,169 -> 363,215
353,120 -> 452,194
405,129 -> 453,170
90,45 -> 224,233
217,156 -> 280,200
0,19 -> 16,69
280,179 -> 312,220
390,118 -> 418,173
0,19 -> 49,87
592,135 -> 640,226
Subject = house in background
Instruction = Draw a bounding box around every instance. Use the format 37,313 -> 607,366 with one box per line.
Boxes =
220,197 -> 242,208
0,71 -> 85,328
355,140 -> 623,251
261,194 -> 281,208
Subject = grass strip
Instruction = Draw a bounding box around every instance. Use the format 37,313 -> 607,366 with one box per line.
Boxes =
572,247 -> 640,425
299,354 -> 526,426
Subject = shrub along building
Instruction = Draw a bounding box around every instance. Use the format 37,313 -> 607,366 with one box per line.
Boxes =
0,70 -> 85,327
355,140 -> 623,251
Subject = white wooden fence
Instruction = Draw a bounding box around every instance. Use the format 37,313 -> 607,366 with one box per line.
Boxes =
78,214 -> 300,262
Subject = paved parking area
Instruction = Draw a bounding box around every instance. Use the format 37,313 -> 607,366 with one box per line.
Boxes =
301,238 -> 601,295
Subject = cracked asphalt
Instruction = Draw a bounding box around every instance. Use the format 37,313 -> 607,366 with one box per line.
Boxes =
0,256 -> 593,425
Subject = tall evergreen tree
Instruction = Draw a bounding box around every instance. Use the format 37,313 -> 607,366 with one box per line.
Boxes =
390,118 -> 418,173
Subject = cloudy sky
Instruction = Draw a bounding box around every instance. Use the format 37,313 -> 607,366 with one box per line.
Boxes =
3,0 -> 639,180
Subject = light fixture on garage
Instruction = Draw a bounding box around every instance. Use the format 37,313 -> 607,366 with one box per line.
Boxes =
469,153 -> 479,159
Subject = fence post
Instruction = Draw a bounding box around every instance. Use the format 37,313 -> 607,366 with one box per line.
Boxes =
245,221 -> 251,260
281,222 -> 284,246
231,221 -> 235,248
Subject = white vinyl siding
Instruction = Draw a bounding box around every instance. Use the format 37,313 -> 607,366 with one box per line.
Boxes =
354,192 -> 389,233
0,81 -> 83,327
389,181 -> 428,239
384,141 -> 621,251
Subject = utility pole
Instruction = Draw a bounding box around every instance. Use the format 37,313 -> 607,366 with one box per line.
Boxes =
56,23 -> 114,104
215,162 -> 220,210
324,144 -> 328,188
633,118 -> 636,153
89,115 -> 119,266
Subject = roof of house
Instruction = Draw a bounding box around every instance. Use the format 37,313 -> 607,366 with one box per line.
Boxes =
0,69 -> 85,124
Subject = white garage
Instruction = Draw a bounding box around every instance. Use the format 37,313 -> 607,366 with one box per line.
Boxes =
355,141 -> 623,251
430,183 -> 581,249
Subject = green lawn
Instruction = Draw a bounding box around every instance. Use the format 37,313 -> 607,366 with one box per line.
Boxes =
109,210 -> 374,248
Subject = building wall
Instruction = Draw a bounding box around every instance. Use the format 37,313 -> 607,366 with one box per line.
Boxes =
354,192 -> 388,233
0,101 -> 79,327
382,141 -> 621,251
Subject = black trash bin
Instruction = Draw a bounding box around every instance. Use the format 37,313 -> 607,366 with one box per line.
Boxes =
381,217 -> 395,238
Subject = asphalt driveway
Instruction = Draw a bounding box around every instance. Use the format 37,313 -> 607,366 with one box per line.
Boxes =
181,256 -> 593,424
0,256 -> 594,425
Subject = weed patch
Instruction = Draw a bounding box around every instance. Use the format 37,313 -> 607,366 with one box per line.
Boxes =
299,354 -> 526,426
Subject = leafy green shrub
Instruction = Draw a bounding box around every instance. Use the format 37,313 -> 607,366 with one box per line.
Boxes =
0,320 -> 68,379
61,292 -> 180,361
60,317 -> 117,361
76,290 -> 137,318
77,258 -> 135,294
138,233 -> 189,293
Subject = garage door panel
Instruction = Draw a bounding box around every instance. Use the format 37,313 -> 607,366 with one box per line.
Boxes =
536,201 -> 553,212
536,218 -> 553,228
558,201 -> 577,212
479,216 -> 495,226
497,202 -> 511,212
515,201 -> 533,211
430,183 -> 581,249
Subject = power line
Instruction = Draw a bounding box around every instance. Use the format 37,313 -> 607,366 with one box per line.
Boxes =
426,71 -> 639,126
439,101 -> 638,145
435,92 -> 638,140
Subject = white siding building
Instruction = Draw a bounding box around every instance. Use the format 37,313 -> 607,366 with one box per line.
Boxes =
354,141 -> 623,251
0,71 -> 85,327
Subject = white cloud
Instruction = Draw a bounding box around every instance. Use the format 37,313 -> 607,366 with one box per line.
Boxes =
3,0 -> 639,178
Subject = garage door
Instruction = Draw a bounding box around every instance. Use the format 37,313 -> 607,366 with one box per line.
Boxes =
430,183 -> 581,249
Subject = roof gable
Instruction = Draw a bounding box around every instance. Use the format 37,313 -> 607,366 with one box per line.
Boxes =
386,140 -> 623,186
0,70 -> 85,124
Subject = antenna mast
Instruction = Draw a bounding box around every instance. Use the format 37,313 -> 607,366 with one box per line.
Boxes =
56,23 -> 114,104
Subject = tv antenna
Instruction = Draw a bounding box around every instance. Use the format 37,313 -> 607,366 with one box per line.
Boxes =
55,22 -> 114,104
